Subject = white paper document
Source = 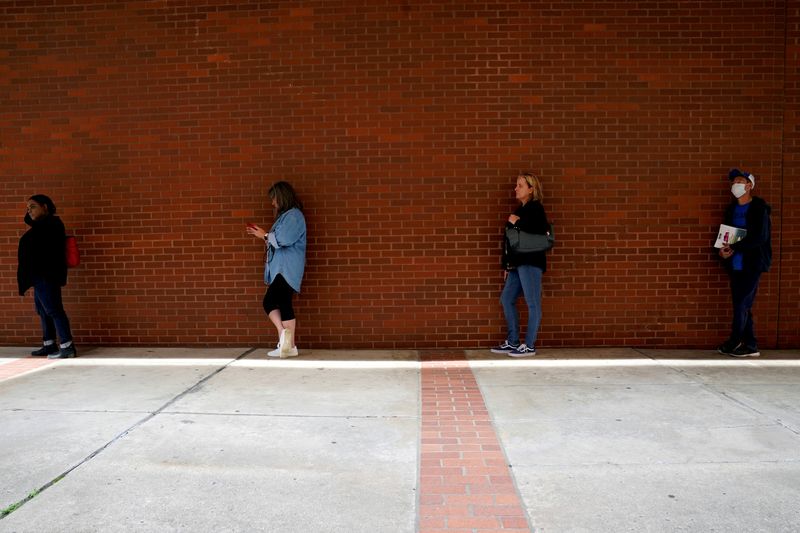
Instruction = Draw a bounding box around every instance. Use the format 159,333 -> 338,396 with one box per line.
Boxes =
714,224 -> 747,248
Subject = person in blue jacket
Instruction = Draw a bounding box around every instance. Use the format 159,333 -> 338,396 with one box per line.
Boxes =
247,182 -> 306,358
717,169 -> 772,358
17,194 -> 76,358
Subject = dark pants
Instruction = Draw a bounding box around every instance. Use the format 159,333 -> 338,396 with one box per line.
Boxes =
263,274 -> 296,321
34,280 -> 73,346
729,270 -> 761,348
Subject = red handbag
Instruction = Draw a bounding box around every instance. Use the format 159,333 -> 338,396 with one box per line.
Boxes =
65,235 -> 80,268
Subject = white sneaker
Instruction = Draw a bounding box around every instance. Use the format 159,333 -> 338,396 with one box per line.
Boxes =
267,330 -> 299,358
267,334 -> 282,357
269,345 -> 298,357
280,329 -> 298,358
281,345 -> 299,358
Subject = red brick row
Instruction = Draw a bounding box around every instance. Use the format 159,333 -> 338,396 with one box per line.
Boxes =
419,351 -> 530,532
0,1 -> 797,348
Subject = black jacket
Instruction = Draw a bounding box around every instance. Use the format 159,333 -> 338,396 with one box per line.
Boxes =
17,213 -> 68,295
503,200 -> 549,272
722,196 -> 772,273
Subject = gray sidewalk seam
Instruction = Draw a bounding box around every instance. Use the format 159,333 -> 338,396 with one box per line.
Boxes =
0,347 -> 256,520
648,355 -> 800,437
159,410 -> 416,420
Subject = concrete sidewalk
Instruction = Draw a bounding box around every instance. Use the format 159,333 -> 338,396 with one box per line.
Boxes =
1,346 -> 799,532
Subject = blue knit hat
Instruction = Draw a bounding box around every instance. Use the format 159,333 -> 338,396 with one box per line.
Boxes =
728,168 -> 755,188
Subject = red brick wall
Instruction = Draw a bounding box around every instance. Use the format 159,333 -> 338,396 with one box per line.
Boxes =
1,1 -> 797,349
781,1 -> 800,347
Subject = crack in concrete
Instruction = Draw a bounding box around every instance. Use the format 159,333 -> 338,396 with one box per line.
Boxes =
0,347 -> 255,521
510,458 -> 800,468
636,354 -> 800,437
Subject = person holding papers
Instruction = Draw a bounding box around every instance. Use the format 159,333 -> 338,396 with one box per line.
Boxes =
717,169 -> 772,357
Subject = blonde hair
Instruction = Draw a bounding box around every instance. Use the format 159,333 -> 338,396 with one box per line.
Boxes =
518,172 -> 543,202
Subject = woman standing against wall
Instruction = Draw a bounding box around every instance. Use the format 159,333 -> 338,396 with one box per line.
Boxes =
17,194 -> 77,359
247,182 -> 307,357
491,173 -> 549,357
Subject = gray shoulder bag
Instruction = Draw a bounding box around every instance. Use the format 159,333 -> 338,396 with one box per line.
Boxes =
505,223 -> 555,253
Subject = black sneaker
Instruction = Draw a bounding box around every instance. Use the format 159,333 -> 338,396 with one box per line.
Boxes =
31,344 -> 59,357
508,344 -> 536,357
49,345 -> 77,359
729,345 -> 760,358
490,340 -> 520,354
717,340 -> 740,356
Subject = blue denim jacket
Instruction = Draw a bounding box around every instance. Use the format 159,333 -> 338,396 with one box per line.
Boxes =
264,208 -> 306,292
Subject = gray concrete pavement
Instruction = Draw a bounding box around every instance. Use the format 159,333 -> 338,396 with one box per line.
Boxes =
469,348 -> 800,531
1,346 -> 799,532
1,347 -> 418,533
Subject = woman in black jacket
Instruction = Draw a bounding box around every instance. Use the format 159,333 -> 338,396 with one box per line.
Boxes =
491,173 -> 549,357
17,195 -> 76,358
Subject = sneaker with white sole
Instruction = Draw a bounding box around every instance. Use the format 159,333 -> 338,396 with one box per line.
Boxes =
508,344 -> 536,357
49,344 -> 77,359
729,345 -> 760,357
281,345 -> 299,358
717,340 -> 740,356
269,345 -> 299,357
267,330 -> 299,358
490,340 -> 520,354
279,330 -> 298,358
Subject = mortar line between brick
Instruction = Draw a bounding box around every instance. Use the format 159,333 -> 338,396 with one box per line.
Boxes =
417,351 -> 533,532
467,352 -> 536,533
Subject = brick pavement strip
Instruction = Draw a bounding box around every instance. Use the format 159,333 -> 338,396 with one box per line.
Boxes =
419,352 -> 532,532
0,358 -> 53,381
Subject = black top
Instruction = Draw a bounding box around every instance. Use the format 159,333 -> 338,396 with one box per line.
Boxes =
722,196 -> 772,274
503,200 -> 549,272
17,213 -> 68,295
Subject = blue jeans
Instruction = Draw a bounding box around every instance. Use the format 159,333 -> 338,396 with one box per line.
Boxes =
729,270 -> 761,348
500,265 -> 543,347
33,280 -> 73,346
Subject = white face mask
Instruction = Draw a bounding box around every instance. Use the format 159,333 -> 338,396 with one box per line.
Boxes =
731,183 -> 748,198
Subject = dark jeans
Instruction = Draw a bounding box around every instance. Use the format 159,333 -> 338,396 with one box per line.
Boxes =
729,270 -> 761,348
33,280 -> 73,345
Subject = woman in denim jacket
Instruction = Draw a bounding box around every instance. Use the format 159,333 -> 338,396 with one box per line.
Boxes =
247,182 -> 306,357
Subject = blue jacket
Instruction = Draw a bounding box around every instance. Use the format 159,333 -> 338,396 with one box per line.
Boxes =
722,196 -> 772,273
264,208 -> 306,292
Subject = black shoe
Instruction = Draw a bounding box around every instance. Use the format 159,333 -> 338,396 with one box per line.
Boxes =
31,344 -> 59,357
49,345 -> 77,359
729,345 -> 760,358
717,340 -> 740,356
